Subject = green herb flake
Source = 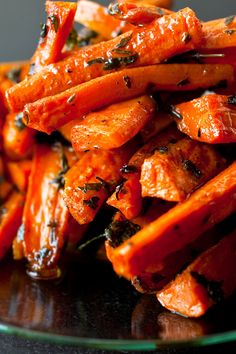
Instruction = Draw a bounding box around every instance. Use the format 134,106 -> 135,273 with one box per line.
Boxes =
40,23 -> 49,39
168,105 -> 183,120
50,148 -> 69,189
177,78 -> 190,87
87,57 -> 105,66
83,196 -> 100,210
224,15 -> 235,26
66,27 -> 78,51
182,159 -> 202,179
103,53 -> 138,70
14,112 -> 26,131
224,29 -> 235,35
108,3 -> 121,16
182,32 -> 192,43
48,14 -> 59,33
123,75 -> 132,88
115,34 -> 132,49
228,95 -> 236,105
104,219 -> 141,248
6,67 -> 22,83
120,164 -> 138,174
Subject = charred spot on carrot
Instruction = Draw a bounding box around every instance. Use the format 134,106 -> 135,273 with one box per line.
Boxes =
191,271 -> 224,304
182,159 -> 202,179
83,196 -> 100,210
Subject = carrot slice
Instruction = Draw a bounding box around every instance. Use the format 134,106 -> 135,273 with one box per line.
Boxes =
7,160 -> 32,192
22,63 -> 234,134
71,95 -> 155,151
157,230 -> 236,317
31,1 -> 77,72
2,113 -> 36,160
110,162 -> 236,279
202,16 -> 236,49
7,8 -> 203,112
107,125 -> 183,219
20,143 -> 77,278
64,143 -> 135,224
140,137 -> 226,202
174,94 -> 236,144
0,191 -> 24,259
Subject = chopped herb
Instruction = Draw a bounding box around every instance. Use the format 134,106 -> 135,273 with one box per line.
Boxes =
123,75 -> 132,88
120,164 -> 138,174
78,234 -> 106,251
191,271 -> 224,304
6,67 -> 21,83
67,93 -> 76,104
35,247 -> 52,264
47,220 -> 57,244
77,28 -> 98,47
228,95 -> 236,105
115,34 -> 132,49
104,219 -> 141,248
87,57 -> 105,66
103,53 -> 139,70
48,14 -> 59,33
224,29 -> 235,35
182,32 -> 192,43
224,15 -> 235,26
108,3 -> 121,16
14,112 -> 26,131
50,148 -> 69,189
182,159 -> 202,179
66,27 -> 78,51
78,182 -> 103,193
156,7 -> 165,16
83,196 -> 100,210
115,178 -> 127,200
95,176 -> 111,192
154,146 -> 168,154
47,220 -> 58,228
28,63 -> 35,76
167,105 -> 183,120
197,128 -> 201,138
40,23 -> 48,39
112,49 -> 133,55
177,78 -> 190,86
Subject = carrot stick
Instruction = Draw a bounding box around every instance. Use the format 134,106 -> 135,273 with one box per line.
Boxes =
174,94 -> 236,144
71,95 -> 155,151
157,230 -> 236,317
2,113 -> 36,159
0,157 -> 12,202
107,125 -> 183,219
0,191 -> 24,259
140,111 -> 173,143
110,162 -> 236,279
31,1 -> 77,72
140,137 -> 226,202
22,63 -> 234,133
7,160 -> 32,192
63,142 -> 135,224
7,8 -> 203,112
202,16 -> 236,49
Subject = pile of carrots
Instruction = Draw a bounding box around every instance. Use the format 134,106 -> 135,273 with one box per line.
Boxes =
0,0 -> 236,318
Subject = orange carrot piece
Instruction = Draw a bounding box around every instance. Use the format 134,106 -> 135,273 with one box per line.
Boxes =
22,63 -> 234,134
0,191 -> 24,259
140,111 -> 172,143
120,0 -> 173,9
64,143 -> 135,224
71,96 -> 155,151
174,94 -> 236,144
7,8 -> 203,112
7,160 -> 32,192
140,138 -> 226,202
107,125 -> 183,219
0,157 -> 12,202
20,144 -> 77,278
157,230 -> 236,317
75,0 -> 131,39
202,16 -> 236,49
110,162 -> 236,279
2,113 -> 36,160
31,1 -> 77,72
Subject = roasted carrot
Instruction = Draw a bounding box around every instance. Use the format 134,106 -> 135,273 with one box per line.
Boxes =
0,157 -> 12,202
7,8 -> 203,112
107,125 -> 183,219
202,16 -> 236,50
64,143 -> 135,224
2,113 -> 36,160
71,96 -> 155,151
121,0 -> 173,9
140,110 -> 173,143
7,160 -> 32,192
174,94 -> 236,144
140,138 -> 226,202
22,63 -> 234,133
31,1 -> 77,72
20,143 -> 77,278
110,162 -> 236,279
157,230 -> 236,317
108,1 -> 172,25
75,0 -> 131,39
0,191 -> 24,259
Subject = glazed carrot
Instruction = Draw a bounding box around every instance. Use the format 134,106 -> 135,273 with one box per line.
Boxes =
0,157 -> 12,202
75,0 -> 131,39
202,16 -> 236,49
2,113 -> 36,160
121,0 -> 173,9
31,1 -> 77,72
174,94 -> 236,144
140,138 -> 226,202
140,111 -> 173,143
71,96 -> 155,151
107,125 -> 183,219
22,63 -> 234,133
64,143 -> 135,224
157,230 -> 236,317
110,162 -> 236,279
0,191 -> 24,259
108,1 -> 172,25
20,143 -> 77,278
7,8 -> 203,112
7,160 -> 32,192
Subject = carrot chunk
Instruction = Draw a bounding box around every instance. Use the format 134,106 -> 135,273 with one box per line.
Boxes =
202,16 -> 236,49
110,162 -> 236,279
7,160 -> 32,192
157,230 -> 236,317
